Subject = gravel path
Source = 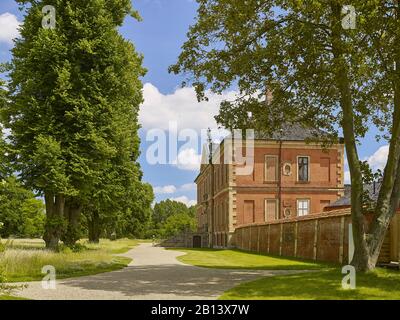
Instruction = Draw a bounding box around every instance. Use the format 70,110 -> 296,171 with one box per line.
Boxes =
12,243 -> 304,300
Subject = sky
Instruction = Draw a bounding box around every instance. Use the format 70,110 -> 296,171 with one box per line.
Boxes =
0,0 -> 391,207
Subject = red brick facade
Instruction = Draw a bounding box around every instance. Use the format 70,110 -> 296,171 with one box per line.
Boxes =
195,138 -> 345,248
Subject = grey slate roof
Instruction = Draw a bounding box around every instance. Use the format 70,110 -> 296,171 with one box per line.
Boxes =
254,123 -> 327,141
328,181 -> 382,208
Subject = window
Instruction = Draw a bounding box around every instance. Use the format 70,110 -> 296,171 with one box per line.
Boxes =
298,156 -> 310,182
265,199 -> 279,221
265,155 -> 278,182
297,199 -> 310,216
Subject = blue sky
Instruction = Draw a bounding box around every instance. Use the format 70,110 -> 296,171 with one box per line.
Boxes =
0,0 -> 390,206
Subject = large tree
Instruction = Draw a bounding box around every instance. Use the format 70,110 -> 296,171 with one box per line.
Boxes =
170,0 -> 400,271
2,0 -> 146,249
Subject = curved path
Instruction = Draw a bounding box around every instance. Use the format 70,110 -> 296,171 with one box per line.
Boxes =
12,243 -> 303,300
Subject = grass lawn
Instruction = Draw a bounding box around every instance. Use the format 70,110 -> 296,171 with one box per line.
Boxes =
220,268 -> 400,300
0,238 -> 138,282
171,248 -> 400,300
0,295 -> 29,300
171,248 -> 328,270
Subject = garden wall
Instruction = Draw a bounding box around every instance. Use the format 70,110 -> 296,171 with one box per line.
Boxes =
233,208 -> 393,264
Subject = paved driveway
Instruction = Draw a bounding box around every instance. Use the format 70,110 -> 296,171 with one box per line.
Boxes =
12,243 -> 302,300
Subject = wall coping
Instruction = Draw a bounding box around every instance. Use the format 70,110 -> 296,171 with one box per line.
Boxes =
236,207 -> 400,229
236,208 -> 351,229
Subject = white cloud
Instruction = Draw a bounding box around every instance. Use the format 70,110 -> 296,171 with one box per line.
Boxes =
154,182 -> 197,195
180,183 -> 196,191
366,145 -> 389,171
140,83 -> 238,131
172,147 -> 202,171
153,185 -> 177,194
169,196 -> 197,207
345,145 -> 389,184
0,13 -> 20,44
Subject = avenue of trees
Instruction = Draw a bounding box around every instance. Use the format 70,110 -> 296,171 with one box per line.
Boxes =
0,0 -> 155,249
171,0 -> 400,271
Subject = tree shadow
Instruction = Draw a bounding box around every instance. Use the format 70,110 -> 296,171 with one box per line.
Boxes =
60,264 -> 296,298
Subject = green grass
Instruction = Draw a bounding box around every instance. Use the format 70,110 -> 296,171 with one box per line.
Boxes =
220,268 -> 400,300
170,248 -> 400,300
0,295 -> 29,300
0,238 -> 138,282
171,248 -> 327,270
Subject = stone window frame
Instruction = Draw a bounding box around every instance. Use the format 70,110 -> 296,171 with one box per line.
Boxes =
297,155 -> 311,182
297,198 -> 310,216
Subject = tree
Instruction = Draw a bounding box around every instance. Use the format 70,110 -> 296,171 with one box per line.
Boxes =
84,176 -> 154,242
152,200 -> 191,233
170,0 -> 400,271
0,78 -> 10,181
0,129 -> 7,181
2,0 -> 145,249
151,200 -> 197,238
0,176 -> 45,238
160,211 -> 197,239
116,182 -> 154,239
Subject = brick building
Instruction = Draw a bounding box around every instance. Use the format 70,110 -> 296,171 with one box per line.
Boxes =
195,126 -> 345,248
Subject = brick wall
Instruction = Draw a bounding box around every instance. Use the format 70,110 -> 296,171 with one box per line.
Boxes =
233,209 -> 393,264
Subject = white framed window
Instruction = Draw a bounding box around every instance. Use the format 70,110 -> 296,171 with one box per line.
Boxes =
297,156 -> 310,182
264,199 -> 279,221
265,155 -> 278,182
297,199 -> 310,216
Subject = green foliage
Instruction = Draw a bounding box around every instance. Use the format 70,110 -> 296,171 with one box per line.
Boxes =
0,127 -> 9,180
160,212 -> 197,238
150,200 -> 197,238
2,0 -> 149,246
0,240 -> 22,296
3,0 -> 145,195
0,176 -> 45,238
153,199 -> 192,227
170,0 -> 376,139
115,182 -> 155,239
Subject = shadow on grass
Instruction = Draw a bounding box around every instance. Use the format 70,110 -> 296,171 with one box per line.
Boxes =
6,256 -> 131,283
220,268 -> 400,300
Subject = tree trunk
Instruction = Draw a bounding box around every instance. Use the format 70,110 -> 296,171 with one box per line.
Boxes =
366,41 -> 400,266
62,198 -> 83,247
43,193 -> 65,250
330,3 -> 370,271
88,210 -> 101,244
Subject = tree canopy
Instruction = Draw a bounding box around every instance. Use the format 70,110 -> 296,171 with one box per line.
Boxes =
1,0 -> 151,249
171,0 -> 400,271
151,200 -> 197,238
